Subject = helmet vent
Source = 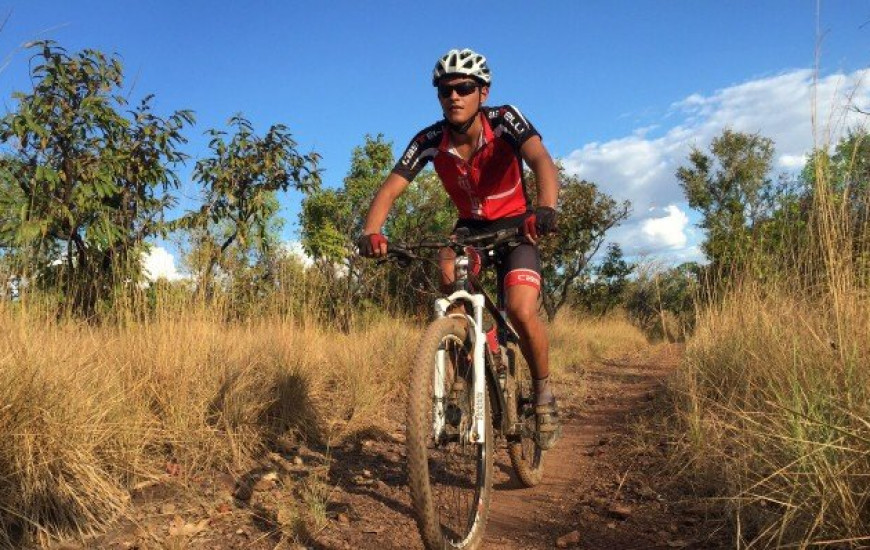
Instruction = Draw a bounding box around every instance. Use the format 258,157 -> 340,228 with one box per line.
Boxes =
432,48 -> 492,86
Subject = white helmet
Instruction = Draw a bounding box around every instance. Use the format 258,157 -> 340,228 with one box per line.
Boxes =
432,48 -> 491,86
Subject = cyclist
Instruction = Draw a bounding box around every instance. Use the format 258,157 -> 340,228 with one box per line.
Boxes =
358,48 -> 561,450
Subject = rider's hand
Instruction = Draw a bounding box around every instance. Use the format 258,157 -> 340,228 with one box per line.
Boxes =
535,206 -> 558,236
522,207 -> 558,243
358,233 -> 388,258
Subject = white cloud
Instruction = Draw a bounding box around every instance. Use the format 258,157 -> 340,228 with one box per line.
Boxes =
778,154 -> 807,169
143,246 -> 184,282
562,68 -> 870,262
608,204 -> 691,257
672,245 -> 705,264
641,205 -> 689,249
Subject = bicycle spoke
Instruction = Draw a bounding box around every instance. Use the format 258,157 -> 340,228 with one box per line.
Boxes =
427,335 -> 481,543
408,317 -> 493,550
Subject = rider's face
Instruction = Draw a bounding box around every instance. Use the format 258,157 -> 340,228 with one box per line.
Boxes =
437,76 -> 488,125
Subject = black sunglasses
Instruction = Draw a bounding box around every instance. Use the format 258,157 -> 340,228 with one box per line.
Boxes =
437,81 -> 481,98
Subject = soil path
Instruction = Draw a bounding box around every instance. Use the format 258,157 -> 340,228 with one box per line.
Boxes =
85,344 -> 719,550
480,344 -> 686,550
315,343 -> 708,550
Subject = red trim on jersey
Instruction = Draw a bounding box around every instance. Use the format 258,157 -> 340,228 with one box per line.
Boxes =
504,268 -> 541,291
433,113 -> 527,220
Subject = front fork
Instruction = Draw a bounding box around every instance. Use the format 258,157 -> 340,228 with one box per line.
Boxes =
434,291 -> 486,445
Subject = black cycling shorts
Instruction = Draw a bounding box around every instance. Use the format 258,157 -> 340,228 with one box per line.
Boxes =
454,215 -> 542,295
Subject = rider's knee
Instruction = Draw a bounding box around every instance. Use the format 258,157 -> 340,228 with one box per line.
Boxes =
506,298 -> 538,327
438,247 -> 456,292
437,246 -> 456,263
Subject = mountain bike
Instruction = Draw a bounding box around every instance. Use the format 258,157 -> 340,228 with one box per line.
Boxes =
385,227 -> 545,550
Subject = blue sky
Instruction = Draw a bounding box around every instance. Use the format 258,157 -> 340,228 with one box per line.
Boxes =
1,1 -> 869,277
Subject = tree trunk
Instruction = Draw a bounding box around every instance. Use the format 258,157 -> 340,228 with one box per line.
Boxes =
544,301 -> 557,323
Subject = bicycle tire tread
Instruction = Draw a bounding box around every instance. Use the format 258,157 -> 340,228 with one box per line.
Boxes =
406,317 -> 493,550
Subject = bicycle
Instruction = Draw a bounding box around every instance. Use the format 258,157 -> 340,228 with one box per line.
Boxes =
384,227 -> 546,550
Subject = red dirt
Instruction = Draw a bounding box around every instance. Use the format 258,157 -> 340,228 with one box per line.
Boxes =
71,343 -> 727,550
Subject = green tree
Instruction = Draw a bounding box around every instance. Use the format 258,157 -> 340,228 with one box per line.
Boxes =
0,41 -> 193,314
831,130 -> 870,272
300,135 -> 455,324
677,129 -> 775,272
574,243 -> 634,316
300,135 -> 392,326
813,130 -> 870,240
625,261 -> 700,341
378,170 -> 455,313
388,170 -> 455,244
535,170 -> 631,321
302,136 -> 429,323
300,134 -> 400,262
182,115 -> 320,299
801,129 -> 870,285
822,129 -> 870,199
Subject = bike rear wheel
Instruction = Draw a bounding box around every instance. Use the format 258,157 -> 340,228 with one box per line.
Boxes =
407,317 -> 494,550
506,344 -> 545,487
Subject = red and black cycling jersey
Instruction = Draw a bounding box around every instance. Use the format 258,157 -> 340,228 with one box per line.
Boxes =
392,105 -> 541,221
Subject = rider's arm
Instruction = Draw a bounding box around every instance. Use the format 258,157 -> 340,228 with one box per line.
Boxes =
520,136 -> 559,209
365,123 -> 438,237
362,171 -> 410,236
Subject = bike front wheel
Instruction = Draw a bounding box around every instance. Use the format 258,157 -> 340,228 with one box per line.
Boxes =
407,317 -> 494,550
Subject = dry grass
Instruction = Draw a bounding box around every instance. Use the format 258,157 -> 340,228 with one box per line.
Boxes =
0,301 -> 647,548
550,308 -> 649,368
0,308 -> 417,547
661,106 -> 870,546
546,308 -> 650,410
671,285 -> 870,547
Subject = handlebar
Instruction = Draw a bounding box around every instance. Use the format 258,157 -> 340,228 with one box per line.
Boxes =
385,227 -> 526,264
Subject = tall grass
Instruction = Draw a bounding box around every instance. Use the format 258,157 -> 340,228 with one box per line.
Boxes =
678,286 -> 870,547
0,303 -> 418,548
667,115 -> 870,545
0,291 -> 647,548
550,308 -> 649,368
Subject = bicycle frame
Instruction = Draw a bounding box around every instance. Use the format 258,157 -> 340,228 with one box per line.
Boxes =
384,227 -> 524,449
431,254 -> 519,446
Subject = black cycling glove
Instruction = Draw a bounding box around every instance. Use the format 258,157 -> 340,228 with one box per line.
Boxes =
534,206 -> 558,236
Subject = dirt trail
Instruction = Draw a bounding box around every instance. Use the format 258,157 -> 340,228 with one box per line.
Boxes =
84,344 -> 718,550
315,343 -> 708,550
481,345 -> 685,550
